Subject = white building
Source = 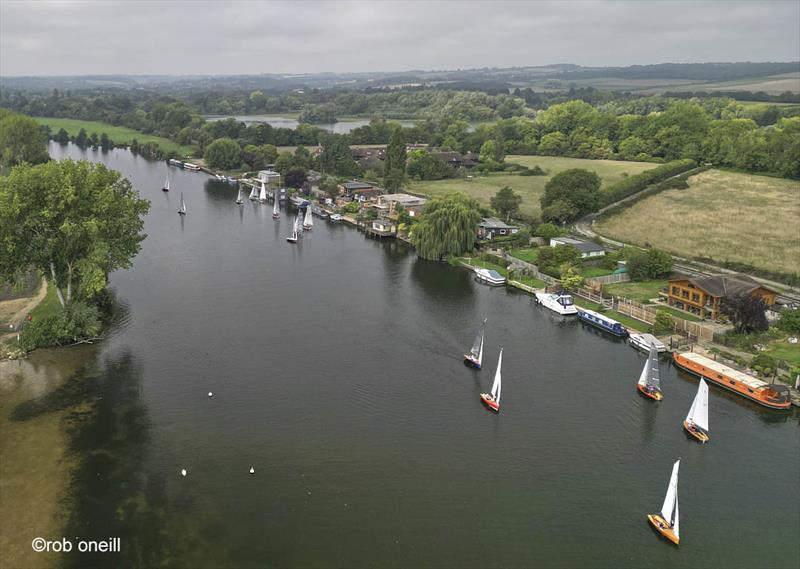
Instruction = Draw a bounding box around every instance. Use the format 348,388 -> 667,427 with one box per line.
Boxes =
550,237 -> 606,258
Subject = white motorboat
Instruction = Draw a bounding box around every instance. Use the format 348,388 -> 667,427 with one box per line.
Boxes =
629,333 -> 667,354
474,268 -> 506,286
535,292 -> 578,315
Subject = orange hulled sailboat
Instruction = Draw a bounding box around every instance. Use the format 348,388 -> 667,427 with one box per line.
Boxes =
636,344 -> 663,401
647,459 -> 681,546
479,348 -> 503,413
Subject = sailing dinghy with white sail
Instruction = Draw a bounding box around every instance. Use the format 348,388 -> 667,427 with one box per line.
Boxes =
464,318 -> 487,369
684,379 -> 710,442
259,182 -> 267,203
178,192 -> 187,215
162,173 -> 170,192
479,348 -> 503,412
303,206 -> 314,230
636,344 -> 662,401
286,216 -> 300,243
272,197 -> 280,219
647,459 -> 681,546
235,186 -> 244,205
248,184 -> 258,201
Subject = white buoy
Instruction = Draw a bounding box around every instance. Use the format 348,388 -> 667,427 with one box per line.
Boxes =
208,392 -> 213,397
249,467 -> 255,475
180,469 -> 187,477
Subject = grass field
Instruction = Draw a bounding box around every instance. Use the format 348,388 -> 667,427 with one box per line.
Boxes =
652,72 -> 800,95
603,280 -> 668,303
34,117 -> 195,156
409,156 -> 655,219
508,247 -> 540,264
596,170 -> 800,275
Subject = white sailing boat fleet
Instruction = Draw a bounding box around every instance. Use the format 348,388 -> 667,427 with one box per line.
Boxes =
684,379 -> 710,442
647,459 -> 681,545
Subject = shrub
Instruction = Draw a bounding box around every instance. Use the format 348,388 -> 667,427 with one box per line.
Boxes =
653,309 -> 674,335
519,165 -> 546,176
343,201 -> 360,214
20,302 -> 100,350
776,308 -> 800,334
601,159 -> 696,206
751,353 -> 777,376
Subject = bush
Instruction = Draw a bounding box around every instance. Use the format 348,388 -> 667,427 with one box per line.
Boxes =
533,222 -> 562,240
343,201 -> 359,214
20,302 -> 100,350
519,165 -> 546,176
627,248 -> 672,281
653,309 -> 674,335
776,308 -> 800,334
601,159 -> 696,206
480,252 -> 510,268
751,353 -> 778,376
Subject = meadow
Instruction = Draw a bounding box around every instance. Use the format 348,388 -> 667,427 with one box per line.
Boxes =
654,71 -> 800,95
34,117 -> 195,156
596,170 -> 800,275
408,156 -> 655,219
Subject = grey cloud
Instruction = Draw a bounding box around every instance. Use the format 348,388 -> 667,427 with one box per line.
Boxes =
1,0 -> 798,76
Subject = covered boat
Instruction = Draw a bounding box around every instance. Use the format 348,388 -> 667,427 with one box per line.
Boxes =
577,307 -> 628,337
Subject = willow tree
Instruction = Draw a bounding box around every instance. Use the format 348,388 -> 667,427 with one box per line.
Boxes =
0,159 -> 150,307
411,193 -> 481,261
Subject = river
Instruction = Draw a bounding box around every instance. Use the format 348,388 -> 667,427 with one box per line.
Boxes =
203,115 -> 420,134
3,142 -> 798,568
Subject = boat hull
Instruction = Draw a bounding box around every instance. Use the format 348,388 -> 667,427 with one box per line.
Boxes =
647,514 -> 680,545
672,353 -> 791,410
272,214 -> 280,219
286,237 -> 298,243
162,188 -> 169,192
479,393 -> 499,412
637,384 -> 663,401
683,420 -> 710,443
463,355 -> 481,369
577,310 -> 628,337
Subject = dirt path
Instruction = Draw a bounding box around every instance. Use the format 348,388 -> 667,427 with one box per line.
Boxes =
0,279 -> 48,343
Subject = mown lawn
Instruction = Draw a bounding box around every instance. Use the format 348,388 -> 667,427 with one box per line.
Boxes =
508,247 -> 540,264
603,280 -> 668,303
30,283 -> 62,321
579,266 -> 614,278
409,156 -> 655,219
766,340 -> 800,368
34,117 -> 195,156
596,170 -> 800,275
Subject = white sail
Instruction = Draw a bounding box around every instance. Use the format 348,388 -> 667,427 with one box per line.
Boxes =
673,493 -> 680,540
469,318 -> 487,362
640,344 -> 660,389
490,349 -> 503,403
259,182 -> 267,201
249,185 -> 257,200
637,358 -> 648,386
164,176 -> 169,190
686,379 -> 709,432
179,192 -> 186,213
304,207 -> 314,227
236,187 -> 243,203
273,198 -> 279,215
660,459 -> 680,531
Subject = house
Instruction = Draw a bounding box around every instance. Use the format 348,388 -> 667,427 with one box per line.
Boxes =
258,170 -> 281,186
339,180 -> 377,197
549,237 -> 606,258
352,188 -> 383,203
478,217 -> 520,240
377,193 -> 428,216
370,218 -> 397,236
667,273 -> 778,320
429,150 -> 480,169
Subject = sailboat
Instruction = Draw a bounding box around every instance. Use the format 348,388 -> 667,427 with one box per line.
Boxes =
684,379 -> 710,442
464,318 -> 487,369
236,186 -> 244,205
636,344 -> 663,401
162,174 -> 170,192
286,216 -> 300,243
259,182 -> 267,203
272,197 -> 280,219
479,348 -> 503,412
178,192 -> 187,215
249,184 -> 258,201
647,459 -> 681,546
303,206 -> 314,230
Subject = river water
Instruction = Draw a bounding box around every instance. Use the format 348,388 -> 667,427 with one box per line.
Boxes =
8,142 -> 800,568
203,116 -> 419,134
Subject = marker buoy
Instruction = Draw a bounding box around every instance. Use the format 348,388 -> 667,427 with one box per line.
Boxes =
180,469 -> 187,477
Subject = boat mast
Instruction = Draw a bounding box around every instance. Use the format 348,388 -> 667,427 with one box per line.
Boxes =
647,344 -> 661,389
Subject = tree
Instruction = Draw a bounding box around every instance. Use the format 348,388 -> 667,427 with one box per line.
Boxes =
540,199 -> 578,225
204,137 -> 242,170
410,194 -> 481,261
406,150 -> 453,180
479,139 -> 497,164
284,168 -> 307,189
0,112 -> 49,167
74,128 -> 88,148
540,168 -> 601,222
89,132 -> 99,147
319,133 -> 361,177
776,308 -> 800,334
384,127 -> 406,192
54,128 -> 70,145
99,133 -> 112,151
0,160 -> 150,308
534,222 -> 562,240
319,175 -> 339,200
721,294 -> 769,334
560,265 -> 584,290
627,248 -> 673,281
536,245 -> 582,277
653,309 -> 674,335
490,186 -> 522,222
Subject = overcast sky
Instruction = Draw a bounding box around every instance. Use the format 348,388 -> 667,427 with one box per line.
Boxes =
1,0 -> 798,76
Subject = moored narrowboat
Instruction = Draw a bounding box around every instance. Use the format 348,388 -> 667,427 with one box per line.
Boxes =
577,307 -> 629,337
672,352 -> 791,410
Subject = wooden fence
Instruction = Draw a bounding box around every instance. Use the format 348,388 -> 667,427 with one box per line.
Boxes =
586,272 -> 631,286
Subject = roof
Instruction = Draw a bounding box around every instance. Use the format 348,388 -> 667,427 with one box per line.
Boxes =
551,236 -> 605,253
431,151 -> 462,162
680,352 -> 769,390
673,273 -> 772,298
341,181 -> 374,190
479,217 -> 519,230
380,193 -> 427,205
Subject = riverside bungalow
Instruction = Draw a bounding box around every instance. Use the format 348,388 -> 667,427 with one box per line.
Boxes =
667,274 -> 778,320
377,193 -> 428,216
478,217 -> 520,240
549,237 -> 606,258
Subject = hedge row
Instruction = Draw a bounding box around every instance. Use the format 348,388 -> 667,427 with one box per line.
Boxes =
600,159 -> 697,206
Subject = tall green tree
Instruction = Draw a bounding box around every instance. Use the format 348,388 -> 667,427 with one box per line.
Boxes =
540,168 -> 601,222
384,127 -> 406,192
318,133 -> 360,177
721,294 -> 769,334
0,160 -> 150,307
204,137 -> 242,170
490,186 -> 522,222
410,194 -> 481,261
0,111 -> 49,167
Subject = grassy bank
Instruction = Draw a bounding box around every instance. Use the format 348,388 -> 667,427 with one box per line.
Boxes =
571,297 -> 649,333
408,156 -> 655,218
596,170 -> 800,275
34,117 -> 195,156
